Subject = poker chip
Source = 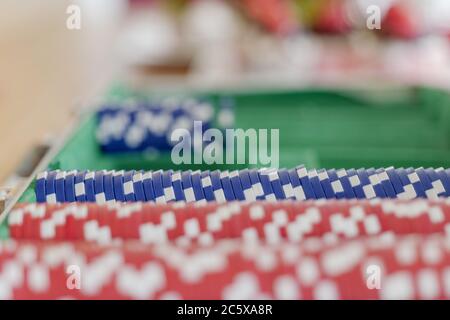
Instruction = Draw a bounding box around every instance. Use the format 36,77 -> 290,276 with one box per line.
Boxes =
123,170 -> 137,202
84,171 -> 96,202
45,170 -> 58,204
104,170 -> 116,203
94,170 -> 107,204
34,167 -> 450,203
35,171 -> 47,203
64,170 -> 77,202
2,234 -> 450,299
200,171 -> 216,202
229,170 -> 245,201
74,171 -> 87,202
152,170 -> 165,203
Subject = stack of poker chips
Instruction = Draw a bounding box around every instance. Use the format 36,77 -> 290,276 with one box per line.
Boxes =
8,200 -> 450,244
35,166 -> 450,204
96,97 -> 233,153
0,234 -> 449,299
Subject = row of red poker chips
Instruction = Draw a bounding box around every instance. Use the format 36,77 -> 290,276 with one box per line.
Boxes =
1,234 -> 450,300
9,199 -> 450,245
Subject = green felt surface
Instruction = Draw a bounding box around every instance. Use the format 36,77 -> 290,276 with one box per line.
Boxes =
17,85 -> 450,204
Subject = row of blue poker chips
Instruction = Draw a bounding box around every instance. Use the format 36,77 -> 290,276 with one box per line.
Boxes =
35,166 -> 450,204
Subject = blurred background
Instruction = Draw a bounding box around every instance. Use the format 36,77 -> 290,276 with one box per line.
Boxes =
0,0 -> 449,182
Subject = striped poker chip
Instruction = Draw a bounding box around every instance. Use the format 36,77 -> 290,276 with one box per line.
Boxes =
278,168 -> 296,200
286,168 -> 306,200
295,165 -> 316,199
434,167 -> 450,197
45,170 -> 58,204
327,169 -> 345,199
142,171 -> 156,201
181,170 -> 195,203
191,170 -> 206,203
74,171 -> 87,202
396,168 -> 418,200
200,171 -> 215,202
55,171 -> 66,203
385,166 -> 405,197
415,167 -> 438,199
123,170 -> 137,202
219,170 -> 236,201
94,170 -> 107,204
162,170 -> 176,202
238,169 -> 256,201
424,168 -> 447,198
258,169 -> 276,201
308,169 -> 326,199
151,170 -> 165,203
347,168 -> 365,199
210,170 -> 226,203
229,170 -> 245,201
104,170 -> 116,203
248,169 -> 265,200
266,169 -> 286,200
35,171 -> 47,203
405,167 -> 426,198
84,171 -> 96,202
365,168 -> 386,198
113,170 -> 126,202
317,169 -> 334,199
375,168 -> 396,198
171,171 -> 185,202
335,168 -> 356,199
64,170 -> 77,202
356,168 -> 377,200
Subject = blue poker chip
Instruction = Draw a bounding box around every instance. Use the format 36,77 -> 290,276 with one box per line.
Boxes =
142,171 -> 156,201
74,171 -> 87,202
276,168 -> 295,200
426,168 -> 449,197
308,169 -> 326,199
265,169 -> 286,200
365,168 -> 386,198
347,168 -> 365,199
284,168 -> 306,200
238,169 -> 256,201
414,167 -> 434,198
200,171 -> 215,202
395,167 -> 417,200
374,168 -> 396,198
84,171 -> 96,202
327,169 -> 345,199
219,171 -> 236,201
162,170 -> 176,202
356,168 -> 377,199
35,172 -> 48,203
54,171 -> 66,203
94,170 -> 107,203
181,170 -> 195,202
104,170 -> 116,202
229,170 -> 245,201
191,170 -> 206,202
258,169 -> 276,201
317,169 -> 334,199
45,170 -> 58,204
434,168 -> 450,197
210,170 -> 226,203
248,169 -> 265,200
171,171 -> 185,202
404,167 -> 426,198
335,168 -> 356,199
385,167 -> 404,197
152,170 -> 165,203
64,170 -> 77,202
113,170 -> 125,202
294,165 -> 316,199
123,170 -> 136,202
